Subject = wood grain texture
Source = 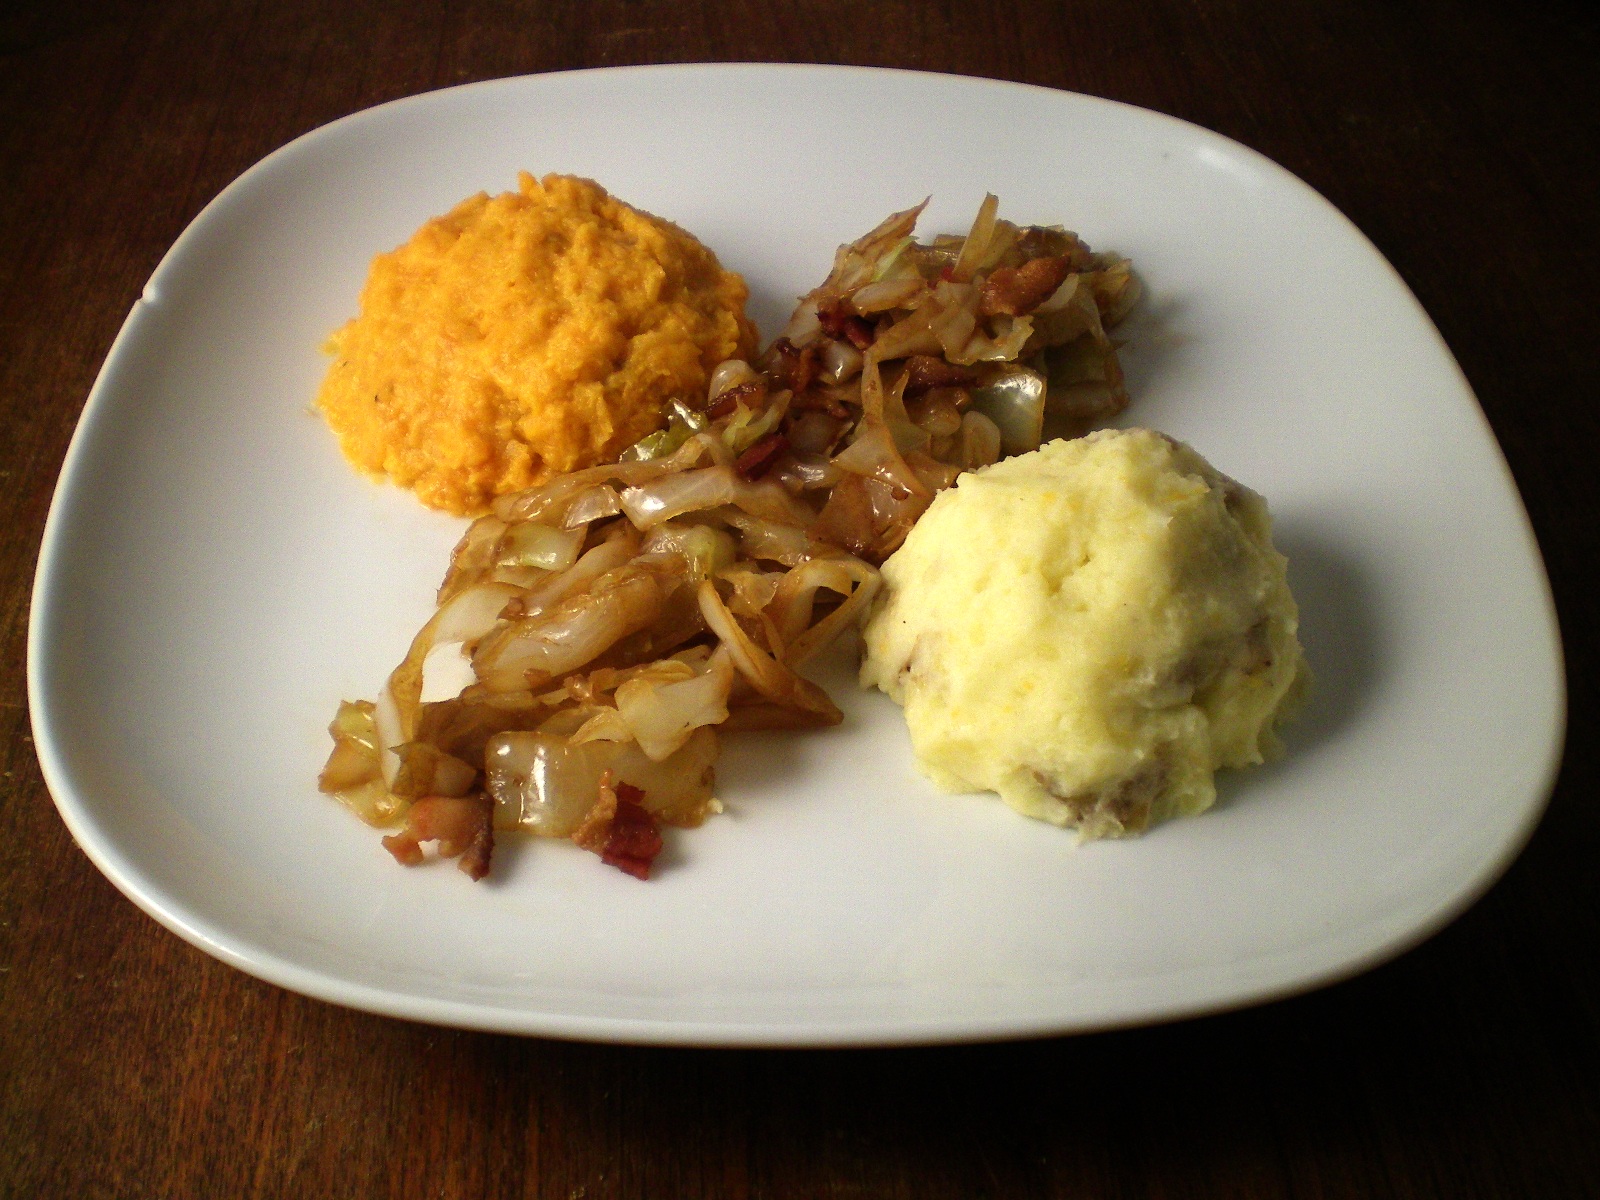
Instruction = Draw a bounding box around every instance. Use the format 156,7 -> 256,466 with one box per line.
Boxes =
3,1 -> 1596,1196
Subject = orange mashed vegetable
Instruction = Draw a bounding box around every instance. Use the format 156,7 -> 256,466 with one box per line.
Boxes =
316,173 -> 756,514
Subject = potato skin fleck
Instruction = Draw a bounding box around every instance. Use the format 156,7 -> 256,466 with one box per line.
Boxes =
316,174 -> 756,515
860,429 -> 1308,838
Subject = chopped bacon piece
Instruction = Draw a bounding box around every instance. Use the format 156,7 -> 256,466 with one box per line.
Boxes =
570,782 -> 618,853
602,786 -> 664,880
381,794 -> 495,880
979,255 -> 1073,317
457,814 -> 494,881
816,299 -> 854,329
790,389 -> 853,420
734,432 -> 789,481
902,354 -> 980,399
1016,227 -> 1093,270
706,379 -> 764,419
767,338 -> 820,394
381,831 -> 424,867
572,777 -> 664,879
817,301 -> 876,350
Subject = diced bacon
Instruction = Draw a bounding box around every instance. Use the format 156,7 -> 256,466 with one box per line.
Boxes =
901,354 -> 980,398
817,301 -> 876,350
979,255 -> 1073,317
767,338 -> 820,394
573,777 -> 665,880
601,786 -> 664,880
790,389 -> 852,420
570,780 -> 618,854
735,432 -> 789,481
706,379 -> 764,419
381,794 -> 495,880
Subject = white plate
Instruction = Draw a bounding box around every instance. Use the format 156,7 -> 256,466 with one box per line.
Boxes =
29,65 -> 1565,1045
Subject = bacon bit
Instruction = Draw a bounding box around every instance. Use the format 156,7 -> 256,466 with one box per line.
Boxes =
938,264 -> 956,282
1016,227 -> 1093,270
902,354 -> 980,399
570,778 -> 617,853
790,389 -> 853,420
734,432 -> 788,481
843,321 -> 876,350
381,831 -> 424,867
572,776 -> 664,879
602,785 -> 664,880
381,794 -> 495,880
706,379 -> 764,419
980,255 -> 1074,317
767,338 -> 819,394
817,301 -> 876,350
815,300 -> 853,332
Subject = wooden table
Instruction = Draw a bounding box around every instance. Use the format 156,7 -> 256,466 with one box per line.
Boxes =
4,2 -> 1596,1195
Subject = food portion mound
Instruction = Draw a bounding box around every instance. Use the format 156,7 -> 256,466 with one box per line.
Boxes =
860,429 -> 1308,838
315,173 -> 757,514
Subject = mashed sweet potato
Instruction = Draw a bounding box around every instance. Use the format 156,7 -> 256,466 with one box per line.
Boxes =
316,173 -> 756,515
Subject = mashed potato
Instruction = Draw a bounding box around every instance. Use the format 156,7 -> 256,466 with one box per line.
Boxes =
860,429 -> 1307,838
316,173 -> 756,514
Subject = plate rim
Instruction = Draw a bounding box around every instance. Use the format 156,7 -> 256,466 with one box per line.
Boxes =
26,62 -> 1568,1046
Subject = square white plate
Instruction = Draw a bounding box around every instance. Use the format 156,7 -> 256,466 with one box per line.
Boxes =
29,65 -> 1564,1045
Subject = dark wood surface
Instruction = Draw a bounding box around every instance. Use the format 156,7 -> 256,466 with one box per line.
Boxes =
4,1 -> 1597,1196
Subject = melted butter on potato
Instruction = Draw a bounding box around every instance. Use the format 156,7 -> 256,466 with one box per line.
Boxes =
316,174 -> 756,515
860,428 -> 1308,838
